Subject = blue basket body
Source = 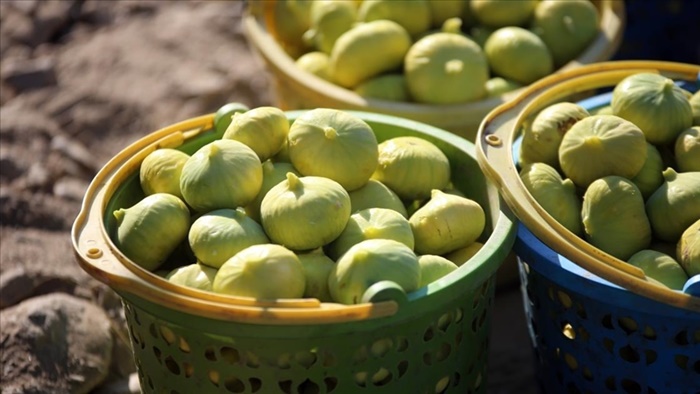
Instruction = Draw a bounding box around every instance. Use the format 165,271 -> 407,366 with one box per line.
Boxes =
514,78 -> 700,394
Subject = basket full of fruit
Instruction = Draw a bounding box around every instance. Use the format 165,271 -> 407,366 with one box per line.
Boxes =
72,106 -> 517,393
476,60 -> 700,393
242,0 -> 625,142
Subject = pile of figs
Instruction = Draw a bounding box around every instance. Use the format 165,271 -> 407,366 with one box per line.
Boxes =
112,105 -> 488,304
518,72 -> 700,290
264,0 -> 602,104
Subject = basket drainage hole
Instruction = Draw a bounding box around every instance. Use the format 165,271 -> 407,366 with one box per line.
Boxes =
224,377 -> 245,393
398,360 -> 409,378
435,376 -> 450,393
674,330 -> 689,346
619,345 -> 640,363
164,356 -> 180,375
618,317 -> 638,334
205,347 -> 217,361
324,377 -> 338,392
221,347 -> 241,365
562,323 -> 575,340
424,326 -> 435,342
279,380 -> 292,394
250,378 -> 262,393
297,379 -> 319,394
620,379 -> 642,394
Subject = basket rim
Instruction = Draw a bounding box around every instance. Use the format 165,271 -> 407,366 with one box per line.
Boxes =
71,110 -> 517,325
476,60 -> 700,312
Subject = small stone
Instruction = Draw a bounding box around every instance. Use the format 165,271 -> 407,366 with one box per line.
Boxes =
53,176 -> 88,201
51,134 -> 100,173
1,56 -> 57,92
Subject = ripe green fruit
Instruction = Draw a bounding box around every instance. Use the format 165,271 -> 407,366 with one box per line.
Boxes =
213,244 -> 306,299
519,162 -> 582,236
404,32 -> 489,104
353,74 -> 410,102
295,51 -> 332,81
357,0 -> 431,37
347,179 -> 408,218
558,115 -> 647,189
303,0 -> 357,54
288,108 -> 379,191
690,90 -> 700,126
409,189 -> 485,255
113,193 -> 191,271
244,160 -> 301,223
485,77 -> 523,97
223,106 -> 289,162
266,0 -> 313,58
329,20 -> 412,88
443,241 -> 484,266
213,102 -> 249,137
328,239 -> 420,305
261,173 -> 351,251
484,26 -> 553,85
180,139 -> 263,212
166,263 -> 218,291
429,1 -> 464,28
188,208 -> 270,269
470,0 -> 537,28
646,168 -> 700,243
674,126 -> 700,172
581,176 -> 651,260
611,73 -> 693,145
139,148 -> 190,199
677,219 -> 700,277
297,251 -> 335,302
530,0 -> 599,67
372,136 -> 451,201
325,208 -> 415,261
519,102 -> 590,169
630,143 -> 665,200
627,250 -> 688,290
417,254 -> 458,288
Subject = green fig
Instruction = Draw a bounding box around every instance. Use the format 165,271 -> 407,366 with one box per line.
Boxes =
428,1 -> 464,28
329,20 -> 412,88
627,250 -> 688,290
213,102 -> 249,137
327,239 -> 420,305
443,241 -> 484,266
470,0 -> 537,28
139,148 -> 190,199
558,115 -> 647,189
485,77 -> 523,97
212,244 -> 306,299
188,208 -> 270,269
519,102 -> 590,169
347,179 -> 408,218
530,0 -> 599,67
179,139 -> 263,212
631,143 -> 665,200
646,168 -> 700,243
325,208 -> 415,261
372,136 -> 451,201
166,262 -> 218,291
113,193 -> 191,271
222,106 -> 290,162
288,108 -> 378,191
261,173 -> 351,251
353,74 -> 410,102
468,25 -> 495,48
295,51 -> 332,81
244,160 -> 301,223
519,162 -> 582,236
266,0 -> 314,59
611,72 -> 693,145
690,90 -> 700,126
404,32 -> 489,104
674,126 -> 700,172
677,219 -> 700,277
357,0 -> 431,38
484,26 -> 553,85
409,189 -> 485,255
303,0 -> 357,54
297,251 -> 335,301
417,254 -> 458,288
581,176 -> 651,260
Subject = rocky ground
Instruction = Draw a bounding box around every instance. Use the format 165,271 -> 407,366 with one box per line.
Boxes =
2,1 -> 696,393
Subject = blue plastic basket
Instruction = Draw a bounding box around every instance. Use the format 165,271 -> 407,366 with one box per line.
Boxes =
476,61 -> 700,394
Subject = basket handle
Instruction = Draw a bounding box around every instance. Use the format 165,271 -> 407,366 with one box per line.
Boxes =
476,61 -> 700,312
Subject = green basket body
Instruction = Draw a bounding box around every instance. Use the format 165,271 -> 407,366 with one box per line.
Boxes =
72,111 -> 516,394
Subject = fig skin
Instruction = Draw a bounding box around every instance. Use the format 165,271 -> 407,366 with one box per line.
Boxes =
674,126 -> 700,172
213,102 -> 249,137
244,160 -> 301,223
558,115 -> 647,189
304,0 -> 356,54
166,263 -> 218,291
327,239 -> 420,305
260,173 -> 351,251
325,207 -> 415,261
222,106 -> 289,162
188,208 -> 270,269
630,143 -> 665,200
139,148 -> 190,199
409,189 -> 485,255
357,0 -> 431,38
297,251 -> 335,302
295,51 -> 332,81
677,219 -> 700,277
417,254 -> 458,288
627,250 -> 688,290
519,162 -> 583,236
179,139 -> 263,213
113,193 -> 191,271
212,244 -> 306,299
443,241 -> 484,266
611,72 -> 693,145
372,136 -> 451,201
470,0 -> 537,28
519,102 -> 590,169
288,108 -> 379,191
646,168 -> 700,243
347,179 -> 408,218
581,176 -> 651,260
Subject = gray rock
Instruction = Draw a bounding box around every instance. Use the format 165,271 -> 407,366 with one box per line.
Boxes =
0,293 -> 114,394
1,56 -> 57,91
53,176 -> 89,201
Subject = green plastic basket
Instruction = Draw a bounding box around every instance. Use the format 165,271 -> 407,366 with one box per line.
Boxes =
71,111 -> 517,394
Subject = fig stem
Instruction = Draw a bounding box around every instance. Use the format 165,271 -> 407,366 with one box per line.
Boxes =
113,209 -> 125,224
324,126 -> 338,140
662,167 -> 678,182
208,143 -> 219,158
286,172 -> 301,190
